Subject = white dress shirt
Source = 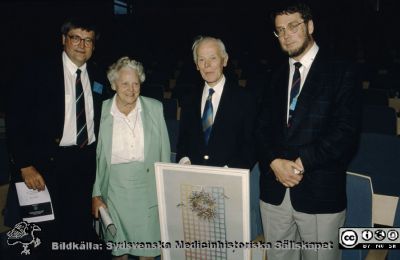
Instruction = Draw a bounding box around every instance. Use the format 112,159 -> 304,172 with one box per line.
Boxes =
201,75 -> 226,120
286,42 -> 319,122
60,51 -> 96,146
110,95 -> 144,164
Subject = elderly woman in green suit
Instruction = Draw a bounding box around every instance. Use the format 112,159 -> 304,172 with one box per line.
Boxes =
92,57 -> 170,260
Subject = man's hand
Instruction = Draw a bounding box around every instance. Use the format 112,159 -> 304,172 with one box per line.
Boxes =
92,196 -> 107,219
21,166 -> 46,191
294,157 -> 304,174
270,159 -> 304,188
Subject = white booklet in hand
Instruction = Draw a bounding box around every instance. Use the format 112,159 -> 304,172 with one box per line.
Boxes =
15,182 -> 55,223
99,206 -> 117,238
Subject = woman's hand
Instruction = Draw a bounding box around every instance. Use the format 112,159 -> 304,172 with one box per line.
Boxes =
92,196 -> 107,219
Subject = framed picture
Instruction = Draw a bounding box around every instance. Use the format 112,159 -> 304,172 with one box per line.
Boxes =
155,162 -> 251,260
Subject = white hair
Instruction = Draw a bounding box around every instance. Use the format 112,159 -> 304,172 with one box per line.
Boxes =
192,36 -> 228,63
107,56 -> 145,90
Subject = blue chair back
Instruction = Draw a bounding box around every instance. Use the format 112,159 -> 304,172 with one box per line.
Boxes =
250,163 -> 263,240
342,172 -> 373,260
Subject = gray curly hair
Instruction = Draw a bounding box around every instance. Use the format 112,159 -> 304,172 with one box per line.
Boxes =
107,56 -> 145,90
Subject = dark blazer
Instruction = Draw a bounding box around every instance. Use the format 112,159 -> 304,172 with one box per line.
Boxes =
5,56 -> 109,228
177,79 -> 257,169
256,50 -> 362,214
6,57 -> 108,179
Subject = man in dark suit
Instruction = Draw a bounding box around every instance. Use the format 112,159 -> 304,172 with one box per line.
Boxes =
177,36 -> 256,169
6,17 -> 109,259
256,2 -> 361,260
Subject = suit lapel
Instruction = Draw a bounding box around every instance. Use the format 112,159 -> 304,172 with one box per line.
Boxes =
86,62 -> 103,136
140,97 -> 153,159
194,87 -> 206,146
87,63 -> 101,107
274,64 -> 291,137
99,99 -> 113,166
280,66 -> 290,134
208,81 -> 231,146
52,58 -> 67,138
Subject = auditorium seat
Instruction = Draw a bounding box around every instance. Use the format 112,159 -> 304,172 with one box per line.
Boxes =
362,88 -> 389,106
362,106 -> 397,135
348,133 -> 400,196
165,119 -> 179,153
162,98 -> 178,120
342,172 -> 373,260
345,172 -> 373,226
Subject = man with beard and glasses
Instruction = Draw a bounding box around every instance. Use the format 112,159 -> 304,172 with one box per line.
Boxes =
256,2 -> 361,260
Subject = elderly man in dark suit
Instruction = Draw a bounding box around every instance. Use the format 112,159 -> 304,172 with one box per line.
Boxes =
177,36 -> 256,170
256,2 -> 361,260
6,17 -> 109,258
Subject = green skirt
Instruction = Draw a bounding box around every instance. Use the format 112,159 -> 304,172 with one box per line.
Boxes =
105,161 -> 161,257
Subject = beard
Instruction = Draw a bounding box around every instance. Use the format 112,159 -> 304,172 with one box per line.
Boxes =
283,34 -> 313,58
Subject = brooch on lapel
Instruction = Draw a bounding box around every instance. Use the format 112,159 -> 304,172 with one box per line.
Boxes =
92,81 -> 104,94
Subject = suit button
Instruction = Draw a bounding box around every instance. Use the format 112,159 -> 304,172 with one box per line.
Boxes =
55,138 -> 60,144
204,155 -> 209,160
147,168 -> 149,172
50,157 -> 54,161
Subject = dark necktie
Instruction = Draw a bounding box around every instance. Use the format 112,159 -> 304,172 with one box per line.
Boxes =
202,88 -> 215,145
288,62 -> 302,126
75,69 -> 88,147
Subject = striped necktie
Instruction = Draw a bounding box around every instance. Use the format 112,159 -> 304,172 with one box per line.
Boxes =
288,62 -> 302,126
75,69 -> 88,147
202,88 -> 215,145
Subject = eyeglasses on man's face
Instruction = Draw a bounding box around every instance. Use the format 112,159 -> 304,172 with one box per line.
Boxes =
273,21 -> 305,38
67,34 -> 94,47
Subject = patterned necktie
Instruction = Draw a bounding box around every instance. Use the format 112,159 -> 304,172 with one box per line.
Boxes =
202,88 -> 215,145
288,62 -> 302,126
75,69 -> 88,147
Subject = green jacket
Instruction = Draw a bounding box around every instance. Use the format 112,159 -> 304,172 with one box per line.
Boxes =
92,96 -> 171,209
